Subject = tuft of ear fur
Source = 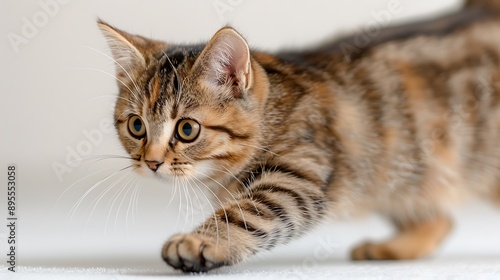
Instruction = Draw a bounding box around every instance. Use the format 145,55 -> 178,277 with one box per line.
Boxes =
196,27 -> 252,98
97,19 -> 149,85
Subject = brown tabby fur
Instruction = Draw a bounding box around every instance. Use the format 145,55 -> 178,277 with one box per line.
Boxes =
98,0 -> 500,272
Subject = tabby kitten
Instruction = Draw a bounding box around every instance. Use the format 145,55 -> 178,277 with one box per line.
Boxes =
98,0 -> 500,272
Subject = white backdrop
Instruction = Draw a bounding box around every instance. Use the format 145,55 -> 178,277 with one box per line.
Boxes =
1,0 -> 500,269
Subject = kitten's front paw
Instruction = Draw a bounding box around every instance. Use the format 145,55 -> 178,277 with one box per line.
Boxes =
162,234 -> 229,272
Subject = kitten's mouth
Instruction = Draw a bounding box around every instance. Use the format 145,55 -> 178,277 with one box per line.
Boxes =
132,160 -> 195,180
135,159 -> 214,182
152,163 -> 196,179
169,167 -> 191,177
145,167 -> 192,183
169,161 -> 194,177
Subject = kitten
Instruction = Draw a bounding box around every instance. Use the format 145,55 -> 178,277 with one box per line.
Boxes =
98,0 -> 500,272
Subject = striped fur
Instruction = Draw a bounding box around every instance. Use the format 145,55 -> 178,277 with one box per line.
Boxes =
99,0 -> 500,272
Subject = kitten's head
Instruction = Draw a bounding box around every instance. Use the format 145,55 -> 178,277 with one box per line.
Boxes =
98,20 -> 268,183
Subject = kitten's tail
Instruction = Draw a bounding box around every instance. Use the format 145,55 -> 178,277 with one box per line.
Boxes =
465,0 -> 500,14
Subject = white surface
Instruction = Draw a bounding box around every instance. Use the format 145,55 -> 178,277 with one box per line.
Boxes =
1,0 -> 500,277
2,202 -> 500,278
2,259 -> 500,280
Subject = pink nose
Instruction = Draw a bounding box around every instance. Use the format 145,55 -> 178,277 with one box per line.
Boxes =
145,160 -> 163,172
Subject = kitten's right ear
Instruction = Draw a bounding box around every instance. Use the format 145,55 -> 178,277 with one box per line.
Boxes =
97,19 -> 148,84
193,27 -> 252,99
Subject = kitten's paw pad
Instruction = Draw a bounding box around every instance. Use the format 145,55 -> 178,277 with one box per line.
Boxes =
162,234 -> 227,272
351,241 -> 394,261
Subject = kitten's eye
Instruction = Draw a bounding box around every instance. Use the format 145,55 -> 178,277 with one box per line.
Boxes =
128,115 -> 146,138
176,119 -> 200,142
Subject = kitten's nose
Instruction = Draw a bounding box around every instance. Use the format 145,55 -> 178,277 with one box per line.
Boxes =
145,160 -> 163,172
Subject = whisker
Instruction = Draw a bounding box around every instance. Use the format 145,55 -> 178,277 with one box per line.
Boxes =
190,175 -> 229,249
203,165 -> 250,194
84,171 -> 134,234
165,176 -> 178,211
82,156 -> 136,176
186,176 -> 219,245
185,177 -> 207,227
105,42 -> 144,104
83,94 -> 135,106
114,177 -> 137,236
126,178 -> 139,234
132,180 -> 142,225
188,179 -> 198,229
63,154 -> 132,169
114,109 -> 138,126
237,142 -> 284,159
52,166 -> 117,214
68,165 -> 133,221
83,45 -> 144,107
160,49 -> 184,106
179,177 -> 191,229
104,174 -> 137,235
71,66 -> 139,105
175,175 -> 184,229
192,169 -> 248,236
178,177 -> 189,229
202,165 -> 261,216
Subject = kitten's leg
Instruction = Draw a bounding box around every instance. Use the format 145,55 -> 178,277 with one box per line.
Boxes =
351,215 -> 452,260
162,162 -> 325,272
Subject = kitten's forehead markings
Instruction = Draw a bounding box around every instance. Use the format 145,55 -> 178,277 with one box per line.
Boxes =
163,120 -> 176,148
150,75 -> 169,117
149,76 -> 161,108
158,51 -> 186,120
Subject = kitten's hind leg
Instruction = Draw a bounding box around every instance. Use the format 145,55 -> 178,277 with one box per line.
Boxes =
493,186 -> 500,205
351,215 -> 452,260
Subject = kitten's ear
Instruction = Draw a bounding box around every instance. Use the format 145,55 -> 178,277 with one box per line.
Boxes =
195,27 -> 252,98
97,19 -> 152,84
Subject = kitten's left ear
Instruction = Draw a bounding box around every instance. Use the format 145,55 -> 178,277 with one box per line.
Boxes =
195,27 -> 252,98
